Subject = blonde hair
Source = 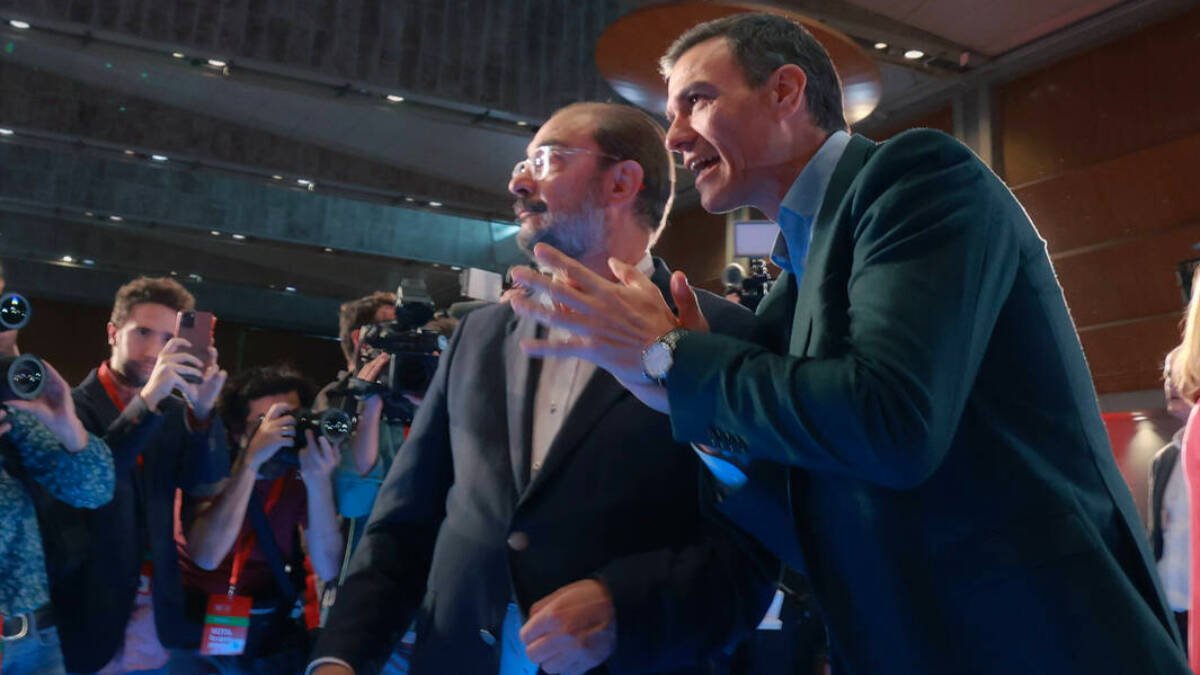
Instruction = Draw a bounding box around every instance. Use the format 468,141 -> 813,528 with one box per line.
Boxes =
1171,268 -> 1200,401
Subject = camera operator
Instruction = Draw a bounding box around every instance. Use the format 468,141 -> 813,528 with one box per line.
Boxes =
172,365 -> 342,673
34,276 -> 232,674
0,262 -> 115,675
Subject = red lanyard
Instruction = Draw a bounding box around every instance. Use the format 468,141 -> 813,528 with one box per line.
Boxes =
227,477 -> 288,597
97,361 -> 131,413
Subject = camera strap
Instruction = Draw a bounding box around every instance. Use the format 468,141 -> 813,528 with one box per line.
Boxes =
236,479 -> 294,602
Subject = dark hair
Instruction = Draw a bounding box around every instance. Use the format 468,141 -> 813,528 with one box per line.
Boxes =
110,276 -> 195,328
559,102 -> 676,235
338,291 -> 396,365
660,13 -> 847,134
218,364 -> 317,439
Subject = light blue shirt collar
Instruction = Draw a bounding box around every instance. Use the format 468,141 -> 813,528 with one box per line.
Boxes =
770,130 -> 852,273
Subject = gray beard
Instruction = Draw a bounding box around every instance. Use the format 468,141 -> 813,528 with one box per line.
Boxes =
516,193 -> 605,261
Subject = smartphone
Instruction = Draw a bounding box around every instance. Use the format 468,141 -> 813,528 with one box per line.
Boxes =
174,310 -> 216,384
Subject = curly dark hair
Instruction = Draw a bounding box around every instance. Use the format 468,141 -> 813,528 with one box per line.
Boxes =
217,364 -> 317,440
109,276 -> 195,328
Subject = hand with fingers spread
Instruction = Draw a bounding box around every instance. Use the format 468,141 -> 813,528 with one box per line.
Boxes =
520,579 -> 617,675
299,430 -> 342,484
241,403 -> 296,471
7,360 -> 89,451
508,243 -> 710,412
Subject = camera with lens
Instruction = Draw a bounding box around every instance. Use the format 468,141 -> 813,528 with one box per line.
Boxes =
722,258 -> 775,312
352,280 -> 448,417
0,293 -> 46,402
271,407 -> 357,467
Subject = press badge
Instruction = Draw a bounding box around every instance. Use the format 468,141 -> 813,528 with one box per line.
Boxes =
199,594 -> 252,656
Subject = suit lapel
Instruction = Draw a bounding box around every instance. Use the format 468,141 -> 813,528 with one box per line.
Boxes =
516,259 -> 674,506
789,134 -> 876,356
504,312 -> 541,495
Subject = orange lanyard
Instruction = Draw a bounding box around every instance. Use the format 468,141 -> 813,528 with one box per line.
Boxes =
98,361 -> 150,470
227,477 -> 288,597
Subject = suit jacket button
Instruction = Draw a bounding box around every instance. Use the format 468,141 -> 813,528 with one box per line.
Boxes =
479,628 -> 497,647
507,531 -> 530,551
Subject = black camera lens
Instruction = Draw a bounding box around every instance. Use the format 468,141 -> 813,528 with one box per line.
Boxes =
0,293 -> 31,332
1,354 -> 47,401
291,408 -> 357,450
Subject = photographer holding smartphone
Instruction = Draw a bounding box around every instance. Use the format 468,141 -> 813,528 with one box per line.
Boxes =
31,276 -> 231,674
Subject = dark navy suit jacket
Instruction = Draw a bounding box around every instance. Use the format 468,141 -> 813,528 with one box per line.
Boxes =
315,259 -> 776,674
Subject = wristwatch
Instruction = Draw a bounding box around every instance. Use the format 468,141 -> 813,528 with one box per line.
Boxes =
641,328 -> 689,386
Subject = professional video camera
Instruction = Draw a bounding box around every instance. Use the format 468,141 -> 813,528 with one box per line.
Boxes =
350,279 -> 448,418
0,293 -> 46,402
270,407 -> 357,468
722,258 -> 775,312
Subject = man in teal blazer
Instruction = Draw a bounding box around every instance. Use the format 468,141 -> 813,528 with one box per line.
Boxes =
510,12 -> 1188,675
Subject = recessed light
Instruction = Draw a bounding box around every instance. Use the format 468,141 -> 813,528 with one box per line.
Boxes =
170,270 -> 178,276
84,211 -> 94,217
386,94 -> 405,103
516,121 -> 528,127
296,178 -> 313,186
210,230 -> 221,236
61,255 -> 74,263
284,286 -> 297,293
189,273 -> 203,281
404,197 -> 415,203
82,259 -> 95,266
171,51 -> 185,59
207,59 -> 227,68
124,149 -> 136,156
151,154 -> 168,162
429,201 -> 443,207
904,49 -> 925,60
231,233 -> 246,240
874,42 -> 888,50
109,215 -> 123,222
8,20 -> 30,30
323,247 -> 333,253
271,174 -> 283,180
451,266 -> 462,271
0,128 -> 13,136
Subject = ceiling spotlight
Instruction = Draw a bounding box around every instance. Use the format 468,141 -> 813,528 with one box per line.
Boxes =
284,286 -> 297,293
451,266 -> 462,271
207,59 -> 227,68
231,233 -> 246,240
296,178 -> 313,186
84,211 -> 94,217
123,149 -> 136,156
873,42 -> 888,50
61,255 -> 74,263
386,94 -> 405,103
188,273 -> 203,281
8,20 -> 30,30
150,154 -> 168,162
171,51 -> 185,59
516,121 -> 528,127
108,215 -> 123,222
0,128 -> 13,136
904,49 -> 925,60
271,174 -> 283,180
82,259 -> 95,266
323,247 -> 333,253
429,201 -> 443,207
404,197 -> 415,203
210,230 -> 221,236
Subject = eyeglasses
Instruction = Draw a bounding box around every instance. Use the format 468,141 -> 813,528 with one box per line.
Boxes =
512,145 -> 621,181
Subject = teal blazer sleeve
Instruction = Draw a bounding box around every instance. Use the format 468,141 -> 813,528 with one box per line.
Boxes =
667,131 -> 1022,490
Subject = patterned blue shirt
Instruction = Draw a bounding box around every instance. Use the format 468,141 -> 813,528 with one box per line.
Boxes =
0,408 -> 114,615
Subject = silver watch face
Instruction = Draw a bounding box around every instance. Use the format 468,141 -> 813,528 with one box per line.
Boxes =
643,340 -> 673,379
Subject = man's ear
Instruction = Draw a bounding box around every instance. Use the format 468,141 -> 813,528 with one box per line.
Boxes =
769,64 -> 808,121
106,321 -> 117,347
607,159 -> 646,210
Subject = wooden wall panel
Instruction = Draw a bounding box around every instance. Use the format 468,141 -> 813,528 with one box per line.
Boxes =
1080,314 -> 1181,393
1052,223 -> 1199,326
867,106 -> 954,142
1017,132 -> 1200,254
1001,6 -> 1200,187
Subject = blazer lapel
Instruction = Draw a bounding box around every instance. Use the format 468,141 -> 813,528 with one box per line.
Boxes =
504,312 -> 541,496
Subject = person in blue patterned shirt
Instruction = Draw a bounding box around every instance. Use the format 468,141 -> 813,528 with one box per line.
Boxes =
1,361 -> 115,675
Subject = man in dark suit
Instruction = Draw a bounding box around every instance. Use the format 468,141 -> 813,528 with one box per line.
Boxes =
509,13 -> 1188,675
309,102 -> 774,675
35,277 -> 230,673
